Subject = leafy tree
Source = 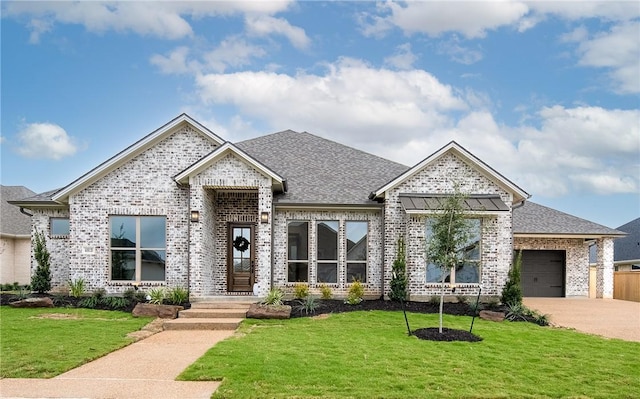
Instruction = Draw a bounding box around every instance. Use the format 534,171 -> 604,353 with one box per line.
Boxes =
425,188 -> 473,333
501,249 -> 523,306
31,229 -> 52,293
389,237 -> 408,301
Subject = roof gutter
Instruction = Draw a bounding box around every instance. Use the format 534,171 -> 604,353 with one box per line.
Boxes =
20,207 -> 33,217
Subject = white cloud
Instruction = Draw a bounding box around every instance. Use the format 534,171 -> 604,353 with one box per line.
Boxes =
573,21 -> 640,94
383,43 -> 417,70
245,15 -> 310,49
16,122 -> 78,160
150,47 -> 196,75
438,36 -> 483,65
203,37 -> 268,73
3,1 -> 295,41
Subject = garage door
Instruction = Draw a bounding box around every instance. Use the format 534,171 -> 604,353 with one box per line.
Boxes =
521,250 -> 565,297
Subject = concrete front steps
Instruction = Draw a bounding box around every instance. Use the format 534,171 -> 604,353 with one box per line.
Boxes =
163,298 -> 256,331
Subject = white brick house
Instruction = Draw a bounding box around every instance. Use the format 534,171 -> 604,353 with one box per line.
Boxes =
11,114 -> 624,300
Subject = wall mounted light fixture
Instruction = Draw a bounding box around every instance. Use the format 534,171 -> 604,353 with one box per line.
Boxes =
190,210 -> 200,223
260,212 -> 269,224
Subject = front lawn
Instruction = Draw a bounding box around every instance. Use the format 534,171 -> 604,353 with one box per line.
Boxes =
0,307 -> 152,378
180,311 -> 640,398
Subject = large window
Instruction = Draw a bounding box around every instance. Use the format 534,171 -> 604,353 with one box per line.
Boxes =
426,218 -> 481,284
110,216 -> 166,281
287,221 -> 309,282
317,221 -> 338,283
346,221 -> 368,283
50,218 -> 70,237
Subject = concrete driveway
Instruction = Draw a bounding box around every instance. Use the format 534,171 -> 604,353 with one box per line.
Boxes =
523,298 -> 640,342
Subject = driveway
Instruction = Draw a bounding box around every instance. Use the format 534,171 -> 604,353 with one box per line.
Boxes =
523,297 -> 640,342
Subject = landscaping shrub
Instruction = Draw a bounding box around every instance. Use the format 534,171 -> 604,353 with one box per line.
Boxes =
102,296 -> 130,310
501,250 -> 523,306
319,284 -> 333,300
295,296 -> 321,315
167,287 -> 189,305
389,237 -> 408,301
293,283 -> 309,299
68,278 -> 86,298
31,229 -> 51,293
148,287 -> 165,304
345,280 -> 364,305
263,288 -> 284,306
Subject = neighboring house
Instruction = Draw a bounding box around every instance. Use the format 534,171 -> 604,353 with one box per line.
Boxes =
9,114 -> 624,299
613,218 -> 640,271
1,185 -> 36,285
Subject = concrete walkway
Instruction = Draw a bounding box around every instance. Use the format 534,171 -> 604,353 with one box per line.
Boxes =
524,297 -> 640,342
1,330 -> 234,399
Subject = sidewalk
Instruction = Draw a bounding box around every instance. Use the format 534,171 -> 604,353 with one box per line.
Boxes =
1,330 -> 234,399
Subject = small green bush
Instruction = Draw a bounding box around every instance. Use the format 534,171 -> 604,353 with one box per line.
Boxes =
502,250 -> 523,306
134,290 -> 148,302
68,278 -> 86,298
102,296 -> 130,310
123,288 -> 136,300
148,287 -> 165,304
428,295 -> 440,306
263,288 -> 284,306
319,284 -> 333,300
456,295 -> 468,304
345,280 -> 364,305
296,296 -> 321,315
389,237 -> 408,301
31,229 -> 52,293
293,283 -> 309,299
167,287 -> 189,305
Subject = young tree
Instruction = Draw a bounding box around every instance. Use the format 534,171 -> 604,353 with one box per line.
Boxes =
501,249 -> 523,306
389,237 -> 408,301
425,188 -> 473,333
31,228 -> 52,293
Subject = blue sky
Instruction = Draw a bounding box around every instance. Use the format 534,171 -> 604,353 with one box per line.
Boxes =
1,1 -> 638,228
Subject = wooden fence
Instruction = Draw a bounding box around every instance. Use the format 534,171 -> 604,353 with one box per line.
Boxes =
613,272 -> 640,302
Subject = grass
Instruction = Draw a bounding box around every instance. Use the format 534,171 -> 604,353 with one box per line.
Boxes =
0,307 -> 152,378
179,311 -> 640,399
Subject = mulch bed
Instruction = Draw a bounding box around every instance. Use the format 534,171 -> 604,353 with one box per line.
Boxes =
412,327 -> 483,342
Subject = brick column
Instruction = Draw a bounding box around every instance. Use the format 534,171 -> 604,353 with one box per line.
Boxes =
595,237 -> 614,299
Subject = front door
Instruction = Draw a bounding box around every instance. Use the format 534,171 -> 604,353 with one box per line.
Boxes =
228,223 -> 255,292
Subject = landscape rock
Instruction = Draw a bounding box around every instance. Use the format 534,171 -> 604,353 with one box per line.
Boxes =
132,303 -> 183,319
9,297 -> 54,308
479,310 -> 505,322
246,303 -> 291,319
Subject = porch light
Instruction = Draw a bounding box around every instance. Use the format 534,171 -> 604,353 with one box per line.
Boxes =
260,212 -> 269,224
190,210 -> 200,223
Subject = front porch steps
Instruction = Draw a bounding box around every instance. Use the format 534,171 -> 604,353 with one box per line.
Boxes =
163,299 -> 257,331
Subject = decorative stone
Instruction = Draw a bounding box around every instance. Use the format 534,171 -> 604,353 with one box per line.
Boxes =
9,297 -> 54,308
479,310 -> 505,322
246,303 -> 291,319
132,303 -> 184,319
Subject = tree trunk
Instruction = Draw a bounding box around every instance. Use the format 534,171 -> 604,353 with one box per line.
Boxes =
439,273 -> 445,333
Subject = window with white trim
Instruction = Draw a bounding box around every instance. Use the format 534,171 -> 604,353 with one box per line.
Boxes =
346,221 -> 368,283
110,216 -> 166,281
317,221 -> 338,283
287,221 -> 309,282
426,218 -> 481,284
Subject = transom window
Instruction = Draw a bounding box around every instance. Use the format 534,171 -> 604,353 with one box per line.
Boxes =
346,221 -> 368,283
110,216 -> 166,282
426,218 -> 481,284
50,217 -> 70,237
287,221 -> 309,282
317,221 -> 338,283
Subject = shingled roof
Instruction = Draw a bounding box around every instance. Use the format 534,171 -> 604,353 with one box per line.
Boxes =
614,218 -> 640,262
513,201 -> 625,237
1,185 -> 36,236
236,130 -> 409,205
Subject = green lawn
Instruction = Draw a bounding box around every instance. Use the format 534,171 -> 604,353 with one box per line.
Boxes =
179,311 -> 640,399
0,307 -> 152,378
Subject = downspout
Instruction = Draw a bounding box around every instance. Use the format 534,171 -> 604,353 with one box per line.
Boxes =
380,203 -> 386,300
20,207 -> 33,217
270,204 -> 275,291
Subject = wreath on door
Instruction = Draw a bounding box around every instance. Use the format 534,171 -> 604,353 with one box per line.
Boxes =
233,235 -> 250,252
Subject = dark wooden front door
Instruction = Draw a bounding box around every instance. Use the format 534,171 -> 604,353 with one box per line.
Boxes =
228,223 -> 255,292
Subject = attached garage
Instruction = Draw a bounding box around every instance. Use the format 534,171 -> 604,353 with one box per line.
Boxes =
521,250 -> 565,297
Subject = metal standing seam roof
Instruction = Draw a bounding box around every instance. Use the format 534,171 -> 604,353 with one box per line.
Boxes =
1,185 -> 36,236
512,201 -> 626,236
236,130 -> 410,205
399,194 -> 509,212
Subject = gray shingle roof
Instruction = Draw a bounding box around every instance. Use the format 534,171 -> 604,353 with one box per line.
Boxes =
513,201 -> 625,236
236,130 -> 409,205
1,185 -> 36,236
614,218 -> 640,262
